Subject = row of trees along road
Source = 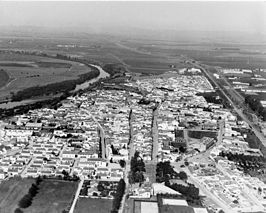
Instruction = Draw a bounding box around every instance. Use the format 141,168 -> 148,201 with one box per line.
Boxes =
129,151 -> 146,184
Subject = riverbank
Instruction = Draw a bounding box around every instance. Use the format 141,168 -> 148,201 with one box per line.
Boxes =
73,64 -> 110,92
0,64 -> 110,118
11,65 -> 100,102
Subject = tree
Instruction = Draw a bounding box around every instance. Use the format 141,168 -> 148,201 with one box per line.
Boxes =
179,146 -> 187,153
128,171 -> 134,185
112,179 -> 126,212
178,171 -> 188,181
28,184 -> 38,197
134,171 -> 144,183
101,190 -> 109,197
156,161 -> 177,182
119,160 -> 126,168
130,151 -> 146,183
14,208 -> 23,213
62,170 -> 69,176
19,194 -> 32,208
97,182 -> 104,192
111,145 -> 119,155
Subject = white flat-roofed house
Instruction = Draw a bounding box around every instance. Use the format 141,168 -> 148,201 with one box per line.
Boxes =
25,122 -> 43,130
33,151 -> 44,157
25,169 -> 39,178
21,150 -> 31,157
5,129 -> 33,137
111,155 -> 127,162
39,169 -> 53,177
78,161 -> 89,168
0,163 -> 10,172
78,151 -> 97,159
87,158 -> 107,168
162,198 -> 188,206
62,151 -> 76,159
95,167 -> 110,179
82,167 -> 95,178
7,168 -> 19,176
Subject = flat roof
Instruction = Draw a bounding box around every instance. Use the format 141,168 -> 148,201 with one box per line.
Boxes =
141,202 -> 158,213
25,122 -> 42,127
153,183 -> 181,195
193,208 -> 208,213
162,198 -> 188,206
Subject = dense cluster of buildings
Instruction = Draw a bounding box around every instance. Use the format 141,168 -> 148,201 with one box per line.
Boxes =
187,104 -> 266,212
1,68 -> 266,213
0,94 -> 125,181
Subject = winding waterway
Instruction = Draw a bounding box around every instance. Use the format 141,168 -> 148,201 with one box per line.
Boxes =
0,64 -> 110,109
73,64 -> 110,92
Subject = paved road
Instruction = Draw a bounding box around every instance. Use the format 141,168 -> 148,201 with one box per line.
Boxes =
217,119 -> 225,145
69,176 -> 84,213
115,42 -> 152,56
20,157 -> 34,177
189,61 -> 266,147
70,158 -> 79,176
82,109 -> 107,159
151,105 -> 159,162
128,108 -> 135,160
218,70 -> 245,103
184,129 -> 188,144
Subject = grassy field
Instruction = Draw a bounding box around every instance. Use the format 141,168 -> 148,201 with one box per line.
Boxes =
0,52 -> 89,101
23,179 -> 78,213
74,198 -> 113,213
2,35 -> 266,102
0,177 -> 35,213
120,40 -> 266,70
0,68 -> 9,89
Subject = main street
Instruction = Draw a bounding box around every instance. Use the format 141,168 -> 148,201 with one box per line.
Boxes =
151,104 -> 159,163
80,109 -> 107,159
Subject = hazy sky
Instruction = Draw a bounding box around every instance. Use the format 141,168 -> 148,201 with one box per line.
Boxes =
0,1 -> 265,34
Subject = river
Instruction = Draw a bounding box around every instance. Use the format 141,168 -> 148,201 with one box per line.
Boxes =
0,64 -> 110,109
73,64 -> 110,92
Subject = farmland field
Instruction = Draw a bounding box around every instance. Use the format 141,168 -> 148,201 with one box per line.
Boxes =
0,52 -> 89,101
119,40 -> 266,70
74,197 -> 113,213
1,35 -> 266,104
0,68 -> 9,89
24,179 -> 78,213
0,177 -> 35,213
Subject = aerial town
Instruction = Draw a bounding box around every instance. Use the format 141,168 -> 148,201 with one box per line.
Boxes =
1,2 -> 266,213
0,65 -> 266,213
